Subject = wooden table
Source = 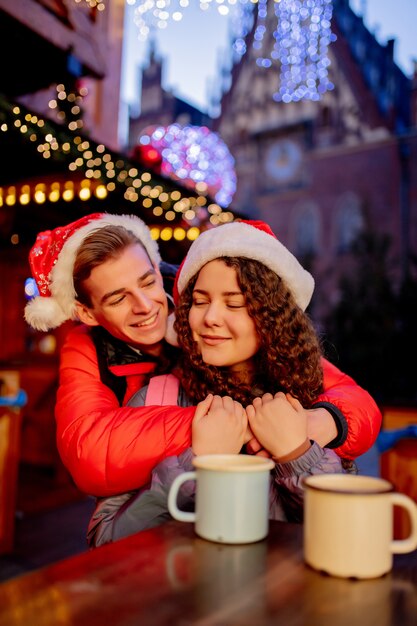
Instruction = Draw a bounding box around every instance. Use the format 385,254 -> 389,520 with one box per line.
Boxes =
0,520 -> 416,626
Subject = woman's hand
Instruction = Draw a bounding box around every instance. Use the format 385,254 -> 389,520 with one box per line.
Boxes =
246,392 -> 309,460
192,394 -> 248,455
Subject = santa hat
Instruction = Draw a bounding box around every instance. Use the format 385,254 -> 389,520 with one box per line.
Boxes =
25,212 -> 161,332
165,220 -> 314,346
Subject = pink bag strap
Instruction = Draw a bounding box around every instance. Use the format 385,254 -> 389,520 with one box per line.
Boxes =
145,374 -> 180,406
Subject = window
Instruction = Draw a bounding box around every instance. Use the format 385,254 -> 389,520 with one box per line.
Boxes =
335,194 -> 363,253
292,203 -> 320,257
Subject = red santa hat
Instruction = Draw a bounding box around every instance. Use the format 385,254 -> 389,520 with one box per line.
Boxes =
25,212 -> 161,331
165,219 -> 315,345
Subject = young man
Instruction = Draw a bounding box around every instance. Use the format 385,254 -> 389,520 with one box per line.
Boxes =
25,212 -> 382,497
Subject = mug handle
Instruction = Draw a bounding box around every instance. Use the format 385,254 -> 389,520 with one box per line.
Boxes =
168,471 -> 196,522
390,493 -> 417,554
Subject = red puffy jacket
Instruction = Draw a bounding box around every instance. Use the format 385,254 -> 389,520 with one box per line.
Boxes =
56,325 -> 381,496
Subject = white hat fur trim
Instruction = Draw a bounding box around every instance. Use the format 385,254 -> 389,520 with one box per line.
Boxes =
25,213 -> 161,331
177,222 -> 314,311
164,311 -> 179,347
24,295 -> 69,333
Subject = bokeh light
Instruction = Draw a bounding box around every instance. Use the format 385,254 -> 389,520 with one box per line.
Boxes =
138,124 -> 236,207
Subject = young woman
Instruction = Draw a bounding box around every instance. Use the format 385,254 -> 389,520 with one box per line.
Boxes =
88,220 -> 376,546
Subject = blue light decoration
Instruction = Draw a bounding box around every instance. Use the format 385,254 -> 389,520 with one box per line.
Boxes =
130,0 -> 239,40
138,124 -> 237,208
24,277 -> 39,300
131,0 -> 336,102
248,0 -> 336,102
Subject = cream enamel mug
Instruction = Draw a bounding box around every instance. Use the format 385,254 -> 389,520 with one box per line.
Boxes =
303,474 -> 417,579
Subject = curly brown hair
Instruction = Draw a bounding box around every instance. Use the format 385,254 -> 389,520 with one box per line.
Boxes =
174,257 -> 324,407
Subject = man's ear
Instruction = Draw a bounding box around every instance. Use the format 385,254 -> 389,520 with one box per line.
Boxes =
74,301 -> 100,327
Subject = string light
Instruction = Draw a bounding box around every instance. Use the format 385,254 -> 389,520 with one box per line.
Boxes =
73,0 -> 105,10
131,0 -> 241,41
0,85 -> 237,237
240,0 -> 336,101
132,0 -> 335,101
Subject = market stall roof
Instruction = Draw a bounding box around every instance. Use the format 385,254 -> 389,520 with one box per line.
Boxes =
0,94 -> 237,262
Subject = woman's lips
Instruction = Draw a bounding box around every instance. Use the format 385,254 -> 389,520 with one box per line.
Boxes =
200,335 -> 230,346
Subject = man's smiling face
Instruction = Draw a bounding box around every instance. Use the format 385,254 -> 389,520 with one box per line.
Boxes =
75,243 -> 168,356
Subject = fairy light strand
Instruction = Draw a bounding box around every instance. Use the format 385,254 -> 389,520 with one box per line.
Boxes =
131,0 -> 336,101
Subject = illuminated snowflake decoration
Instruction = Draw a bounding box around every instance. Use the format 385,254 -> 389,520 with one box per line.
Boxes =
138,124 -> 236,207
130,0 -> 336,102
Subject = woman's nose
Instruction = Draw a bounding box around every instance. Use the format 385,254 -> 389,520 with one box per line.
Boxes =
203,302 -> 221,326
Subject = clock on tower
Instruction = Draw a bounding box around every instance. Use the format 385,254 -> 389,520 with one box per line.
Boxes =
265,139 -> 303,183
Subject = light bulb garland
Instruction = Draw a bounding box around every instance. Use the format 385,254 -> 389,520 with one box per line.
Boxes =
0,91 -> 232,234
73,0 -> 105,10
131,0 -> 336,101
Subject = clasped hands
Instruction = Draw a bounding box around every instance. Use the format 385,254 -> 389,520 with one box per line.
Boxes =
192,392 -> 309,461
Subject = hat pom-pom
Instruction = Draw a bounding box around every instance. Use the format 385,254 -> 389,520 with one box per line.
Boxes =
164,311 -> 179,347
24,296 -> 69,332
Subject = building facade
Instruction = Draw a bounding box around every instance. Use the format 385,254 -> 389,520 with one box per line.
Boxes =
128,42 -> 212,154
214,0 -> 417,322
133,0 -> 417,327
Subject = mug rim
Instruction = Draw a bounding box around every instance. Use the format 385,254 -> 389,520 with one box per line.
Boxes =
303,473 -> 394,495
192,454 -> 275,472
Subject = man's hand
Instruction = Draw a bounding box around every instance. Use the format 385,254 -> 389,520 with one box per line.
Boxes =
306,407 -> 338,447
192,394 -> 248,455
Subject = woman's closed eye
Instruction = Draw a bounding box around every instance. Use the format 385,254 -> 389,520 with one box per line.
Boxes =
192,298 -> 209,307
192,297 -> 246,308
225,297 -> 246,309
226,302 -> 246,309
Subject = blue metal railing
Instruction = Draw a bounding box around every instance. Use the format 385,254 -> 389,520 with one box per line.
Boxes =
377,425 -> 417,453
0,389 -> 28,408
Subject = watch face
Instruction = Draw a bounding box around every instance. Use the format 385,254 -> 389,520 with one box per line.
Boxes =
265,139 -> 302,181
